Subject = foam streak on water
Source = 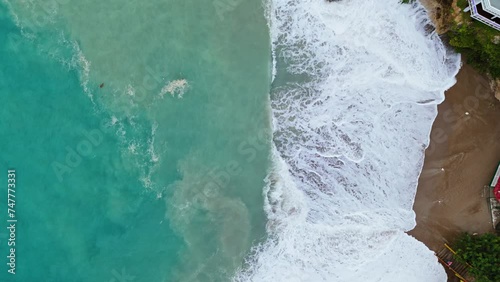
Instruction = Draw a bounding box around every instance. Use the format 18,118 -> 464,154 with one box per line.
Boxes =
235,0 -> 460,281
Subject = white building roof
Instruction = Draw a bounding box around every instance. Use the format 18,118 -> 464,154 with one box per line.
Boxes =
483,0 -> 500,16
468,0 -> 500,31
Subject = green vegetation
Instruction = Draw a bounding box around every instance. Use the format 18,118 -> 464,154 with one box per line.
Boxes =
448,0 -> 500,78
453,233 -> 500,282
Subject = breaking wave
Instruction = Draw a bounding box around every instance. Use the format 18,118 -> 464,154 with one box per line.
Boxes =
235,0 -> 460,281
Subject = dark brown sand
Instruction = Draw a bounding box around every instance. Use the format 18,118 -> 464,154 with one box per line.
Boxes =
409,64 -> 500,280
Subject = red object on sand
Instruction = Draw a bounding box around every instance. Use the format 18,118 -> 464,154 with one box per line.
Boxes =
494,178 -> 500,201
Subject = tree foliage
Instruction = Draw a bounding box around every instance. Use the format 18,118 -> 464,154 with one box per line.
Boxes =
453,233 -> 500,282
448,1 -> 500,78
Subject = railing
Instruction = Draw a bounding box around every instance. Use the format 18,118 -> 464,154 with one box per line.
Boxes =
484,185 -> 500,230
435,244 -> 471,282
472,14 -> 500,29
467,0 -> 500,30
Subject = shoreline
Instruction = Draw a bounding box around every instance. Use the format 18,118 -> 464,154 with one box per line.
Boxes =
408,63 -> 500,280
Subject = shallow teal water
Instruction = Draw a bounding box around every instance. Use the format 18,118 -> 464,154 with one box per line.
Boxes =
0,1 -> 272,281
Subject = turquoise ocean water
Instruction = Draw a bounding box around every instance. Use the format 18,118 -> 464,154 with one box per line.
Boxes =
0,0 -> 462,281
0,1 -> 272,281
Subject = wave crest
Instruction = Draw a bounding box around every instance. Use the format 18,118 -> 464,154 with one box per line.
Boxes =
235,0 -> 460,281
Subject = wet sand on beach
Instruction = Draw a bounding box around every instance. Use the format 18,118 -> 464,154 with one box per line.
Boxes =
409,64 -> 500,252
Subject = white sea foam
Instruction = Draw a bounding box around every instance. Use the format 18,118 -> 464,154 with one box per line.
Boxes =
159,79 -> 189,99
235,0 -> 460,281
126,84 -> 136,96
148,121 -> 160,164
71,41 -> 94,103
139,121 -> 165,189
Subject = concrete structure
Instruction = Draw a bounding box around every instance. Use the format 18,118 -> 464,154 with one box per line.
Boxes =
466,0 -> 500,30
489,162 -> 500,186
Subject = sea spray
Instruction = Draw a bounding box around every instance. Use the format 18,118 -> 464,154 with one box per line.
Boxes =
235,0 -> 460,281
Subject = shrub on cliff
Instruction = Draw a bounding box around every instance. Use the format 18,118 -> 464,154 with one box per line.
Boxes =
448,1 -> 500,78
453,233 -> 500,282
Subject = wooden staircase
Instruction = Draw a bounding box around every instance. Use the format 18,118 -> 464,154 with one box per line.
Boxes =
435,244 -> 471,282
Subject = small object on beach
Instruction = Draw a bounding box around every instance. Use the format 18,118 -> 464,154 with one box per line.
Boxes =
99,83 -> 105,88
465,111 -> 469,115
441,168 -> 445,171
